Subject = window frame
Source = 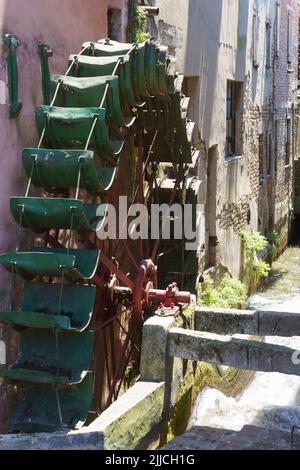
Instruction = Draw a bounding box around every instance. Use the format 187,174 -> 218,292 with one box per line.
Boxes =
252,12 -> 260,68
266,19 -> 272,70
266,131 -> 272,176
274,119 -> 278,174
285,117 -> 292,165
226,80 -> 236,157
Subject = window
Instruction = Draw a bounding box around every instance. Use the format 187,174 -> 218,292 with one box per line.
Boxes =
286,118 -> 292,165
108,9 -> 122,42
259,134 -> 264,178
266,20 -> 271,70
266,132 -> 272,176
287,8 -> 293,66
182,76 -> 199,124
253,13 -> 260,68
274,120 -> 278,173
226,80 -> 242,157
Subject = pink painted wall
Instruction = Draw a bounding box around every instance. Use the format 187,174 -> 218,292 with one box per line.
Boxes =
0,0 -> 127,372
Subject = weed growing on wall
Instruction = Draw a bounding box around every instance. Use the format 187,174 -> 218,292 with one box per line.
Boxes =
240,230 -> 271,280
132,4 -> 149,43
266,230 -> 280,245
198,273 -> 247,309
266,230 -> 284,260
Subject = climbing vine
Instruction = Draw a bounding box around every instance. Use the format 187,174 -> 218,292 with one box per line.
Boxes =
240,230 -> 271,279
198,273 -> 247,309
132,3 -> 149,43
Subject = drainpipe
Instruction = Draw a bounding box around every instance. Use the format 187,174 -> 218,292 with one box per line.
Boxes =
140,6 -> 159,16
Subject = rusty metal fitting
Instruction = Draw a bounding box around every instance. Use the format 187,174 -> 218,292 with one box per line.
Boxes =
148,282 -> 191,308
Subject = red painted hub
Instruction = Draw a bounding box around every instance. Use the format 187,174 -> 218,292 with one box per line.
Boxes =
148,283 -> 191,309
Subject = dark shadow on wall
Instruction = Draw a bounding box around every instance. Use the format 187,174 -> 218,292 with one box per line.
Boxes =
206,145 -> 218,266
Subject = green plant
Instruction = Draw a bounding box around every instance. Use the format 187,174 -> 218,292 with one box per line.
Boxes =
132,4 -> 149,43
240,230 -> 268,254
266,230 -> 282,260
198,275 -> 217,307
240,230 -> 271,279
198,273 -> 247,309
253,259 -> 271,278
266,230 -> 280,245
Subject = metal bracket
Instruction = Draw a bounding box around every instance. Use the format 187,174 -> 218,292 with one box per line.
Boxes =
155,306 -> 179,317
38,42 -> 53,105
3,34 -> 22,118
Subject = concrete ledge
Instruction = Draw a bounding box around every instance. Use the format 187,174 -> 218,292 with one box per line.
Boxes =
88,381 -> 164,450
168,328 -> 300,376
0,381 -> 164,450
195,307 -> 300,337
140,299 -> 196,383
0,429 -> 103,450
140,314 -> 181,382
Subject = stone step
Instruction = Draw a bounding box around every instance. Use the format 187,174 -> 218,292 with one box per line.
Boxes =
195,307 -> 300,337
162,424 -> 300,450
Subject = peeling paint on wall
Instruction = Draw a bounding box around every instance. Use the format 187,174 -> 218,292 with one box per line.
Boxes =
157,20 -> 183,55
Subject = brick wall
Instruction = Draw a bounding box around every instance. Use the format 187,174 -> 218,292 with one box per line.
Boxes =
270,0 -> 298,229
219,0 -> 298,240
219,196 -> 251,233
